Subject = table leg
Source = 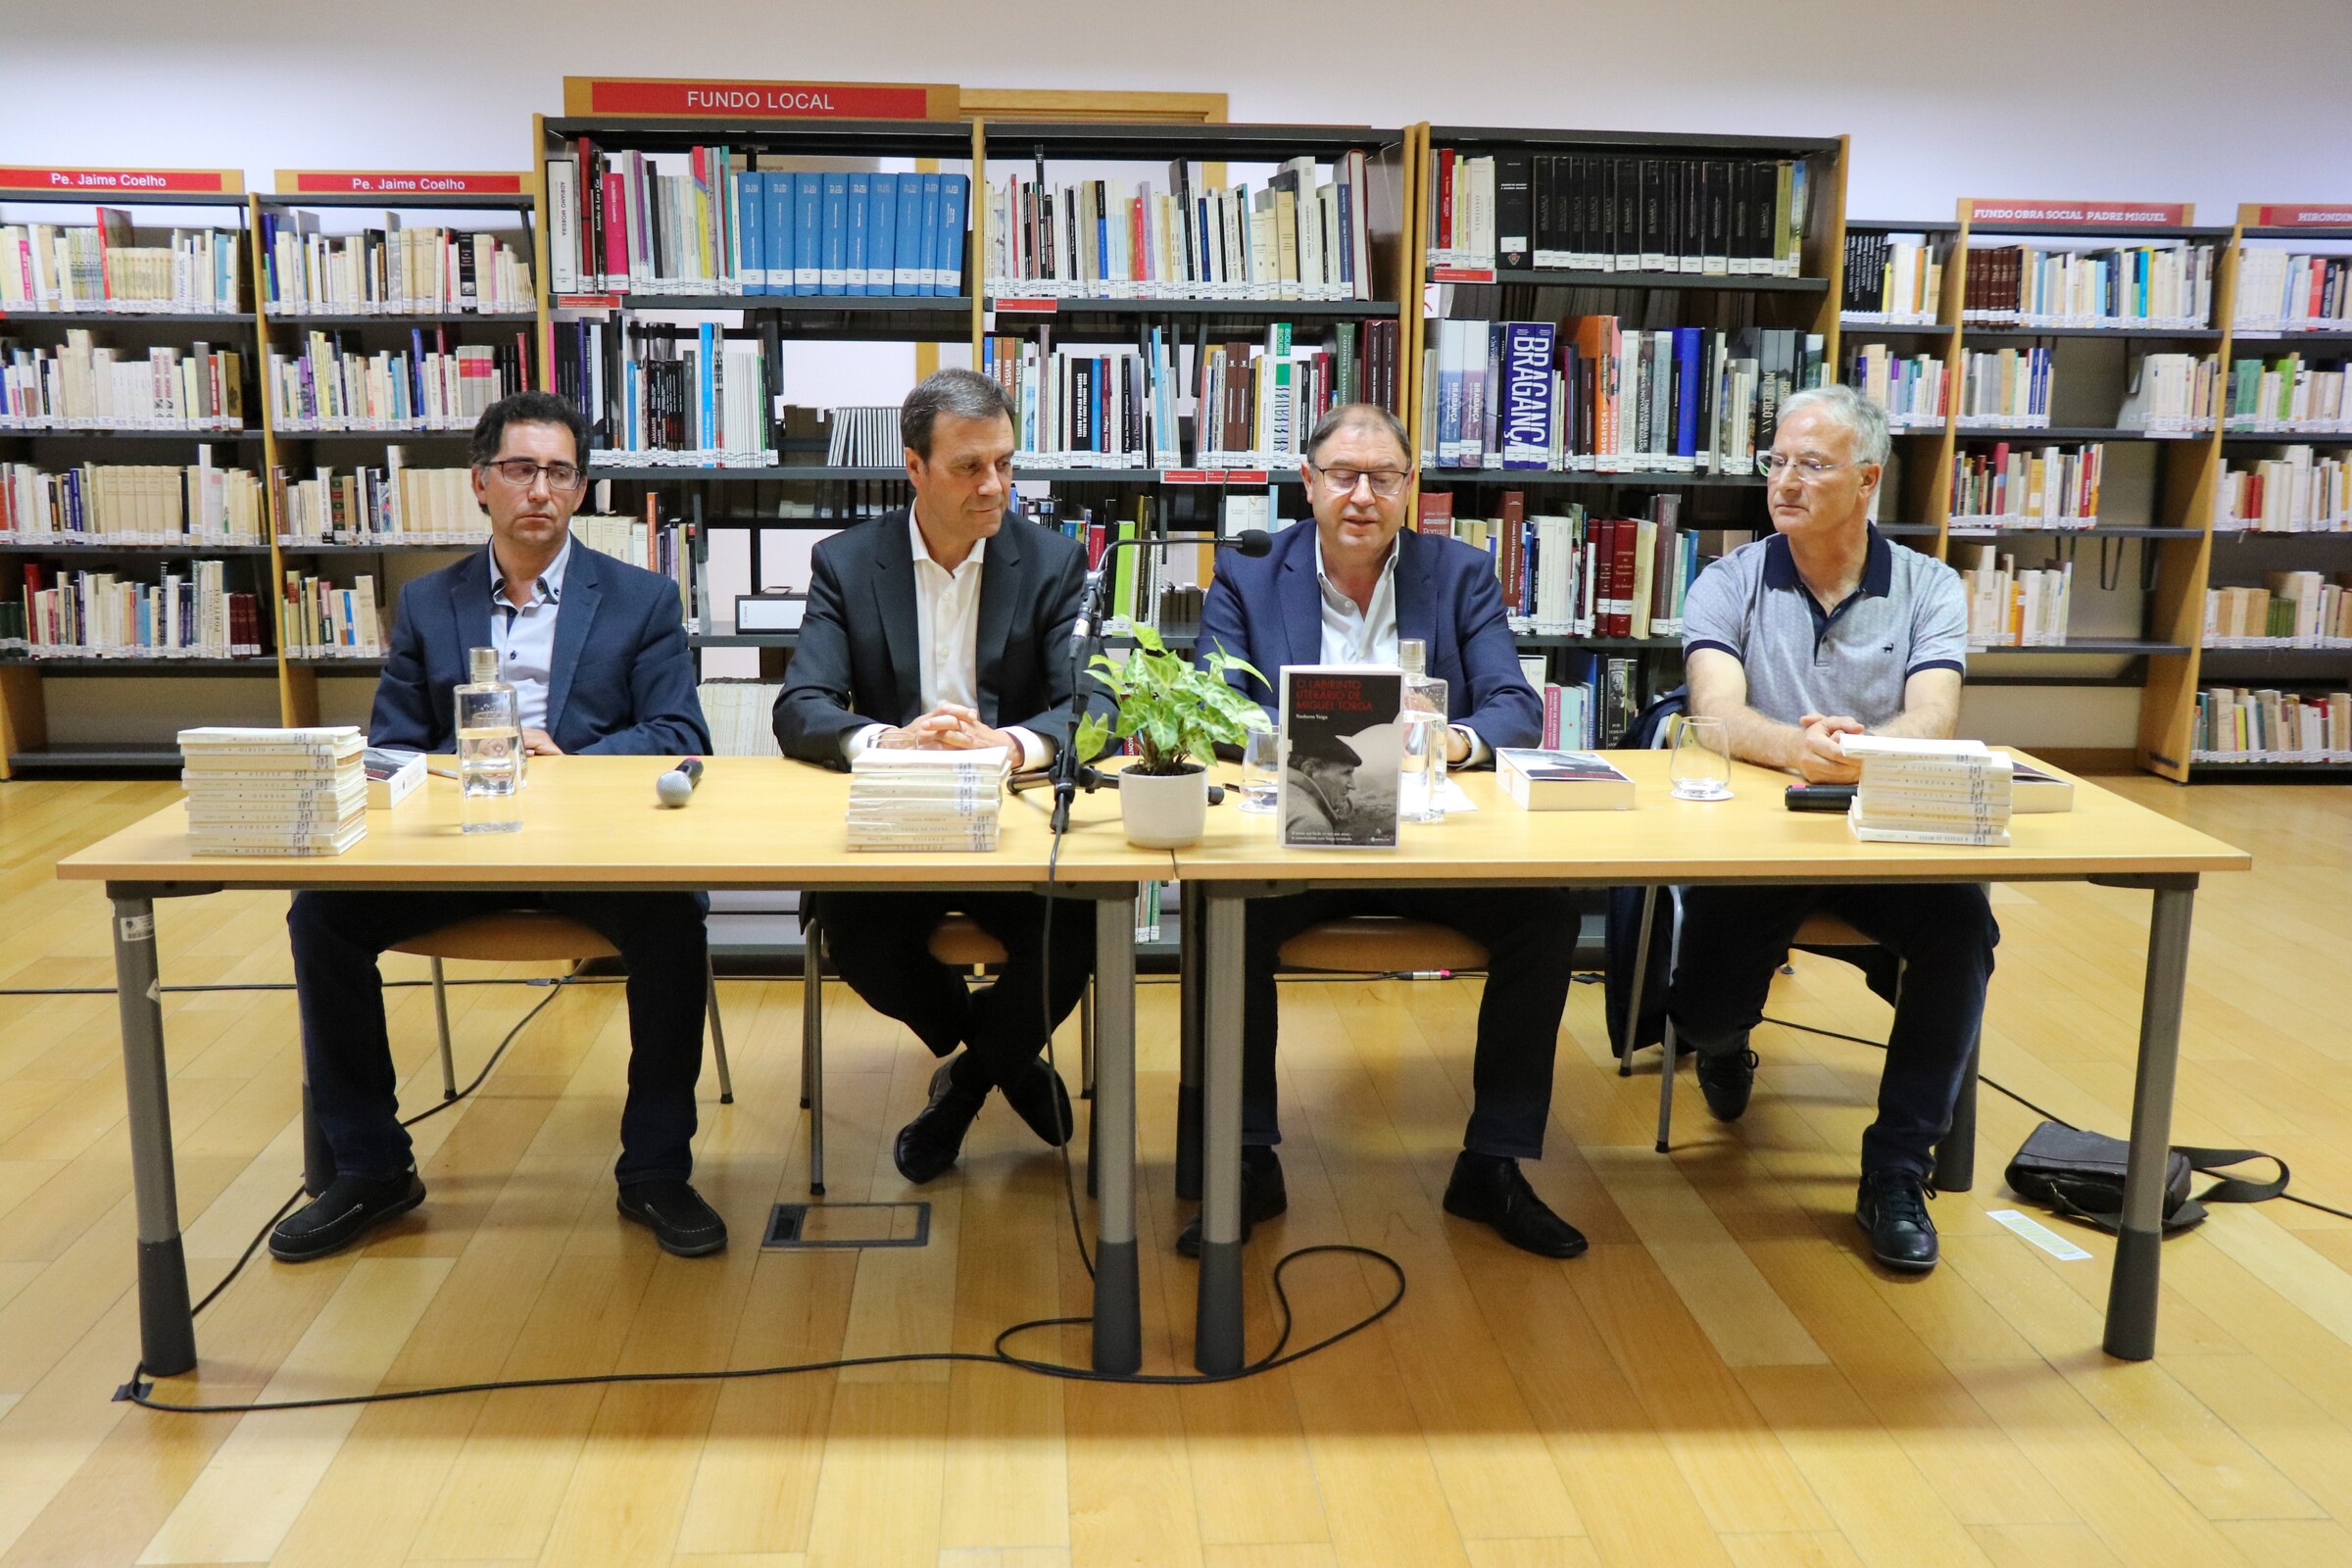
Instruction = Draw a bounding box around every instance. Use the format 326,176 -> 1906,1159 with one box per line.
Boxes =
1176,885 -> 1204,1201
1196,885 -> 1248,1376
112,893 -> 196,1378
1090,890 -> 1141,1375
2104,880 -> 2196,1361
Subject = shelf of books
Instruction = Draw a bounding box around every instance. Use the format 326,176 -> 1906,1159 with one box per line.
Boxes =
1402,124 -> 1846,746
0,167 -> 279,777
253,172 -> 538,731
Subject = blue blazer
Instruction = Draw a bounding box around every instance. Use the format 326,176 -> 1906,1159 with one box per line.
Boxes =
368,544 -> 710,757
1197,522 -> 1542,758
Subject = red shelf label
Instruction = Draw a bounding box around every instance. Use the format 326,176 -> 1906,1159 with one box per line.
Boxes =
556,294 -> 621,310
1969,200 -> 2191,226
993,298 -> 1056,314
287,172 -> 525,196
0,166 -> 237,194
2249,205 -> 2352,228
1430,266 -> 1497,284
1164,469 -> 1270,485
567,76 -> 947,121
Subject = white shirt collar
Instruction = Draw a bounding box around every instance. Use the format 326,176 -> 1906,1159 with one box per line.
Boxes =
1312,526 -> 1399,609
489,534 -> 573,609
908,509 -> 985,577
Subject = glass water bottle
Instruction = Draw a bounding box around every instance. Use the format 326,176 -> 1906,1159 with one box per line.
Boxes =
455,645 -> 523,833
1398,638 -> 1449,823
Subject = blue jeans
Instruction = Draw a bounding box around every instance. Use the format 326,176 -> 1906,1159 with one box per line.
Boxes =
1667,883 -> 1997,1179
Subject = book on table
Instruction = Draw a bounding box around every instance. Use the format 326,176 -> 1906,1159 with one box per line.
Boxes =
178,726 -> 368,857
1278,666 -> 1403,850
1494,749 -> 1635,810
846,745 -> 1008,852
1837,734 -> 2014,847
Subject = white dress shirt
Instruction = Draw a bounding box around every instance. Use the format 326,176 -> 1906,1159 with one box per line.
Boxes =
1312,528 -> 1488,765
846,513 -> 1050,768
487,536 -> 572,733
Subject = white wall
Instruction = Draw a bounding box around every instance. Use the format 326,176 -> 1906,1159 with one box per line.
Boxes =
17,0 -> 2350,751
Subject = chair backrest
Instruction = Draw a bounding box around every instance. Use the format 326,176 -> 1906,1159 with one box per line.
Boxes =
387,911 -> 620,963
1278,916 -> 1491,974
1627,685 -> 1690,752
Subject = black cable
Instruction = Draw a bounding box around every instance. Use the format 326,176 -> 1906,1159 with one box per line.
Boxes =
1757,1011 -> 2352,1221
1036,821 -> 1094,1280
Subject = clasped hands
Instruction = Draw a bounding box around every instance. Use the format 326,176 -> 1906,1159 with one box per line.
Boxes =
876,703 -> 1021,758
1796,711 -> 1865,784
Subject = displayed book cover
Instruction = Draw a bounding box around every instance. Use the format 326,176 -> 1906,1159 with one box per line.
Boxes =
1279,665 -> 1403,849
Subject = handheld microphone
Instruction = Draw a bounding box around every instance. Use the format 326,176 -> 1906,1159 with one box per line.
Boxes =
655,758 -> 705,808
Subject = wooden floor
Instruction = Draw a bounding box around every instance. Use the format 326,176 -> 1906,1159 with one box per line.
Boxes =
1,777 -> 2349,1568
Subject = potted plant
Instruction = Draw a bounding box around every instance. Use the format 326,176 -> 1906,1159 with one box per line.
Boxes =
1074,626 -> 1270,849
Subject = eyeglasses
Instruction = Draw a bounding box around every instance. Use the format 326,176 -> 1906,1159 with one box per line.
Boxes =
480,458 -> 586,491
1308,464 -> 1410,499
1757,453 -> 1870,482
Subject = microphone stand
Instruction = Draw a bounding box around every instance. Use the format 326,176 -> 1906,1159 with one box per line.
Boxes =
1050,560 -> 1113,838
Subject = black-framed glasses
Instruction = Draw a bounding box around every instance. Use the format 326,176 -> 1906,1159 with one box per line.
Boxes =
1307,464 -> 1411,499
479,458 -> 587,491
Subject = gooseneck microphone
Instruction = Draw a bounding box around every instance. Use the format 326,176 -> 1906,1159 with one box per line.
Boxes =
655,757 -> 705,808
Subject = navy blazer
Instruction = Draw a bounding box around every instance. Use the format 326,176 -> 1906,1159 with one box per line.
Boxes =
771,508 -> 1096,768
1197,521 -> 1542,759
367,543 -> 710,757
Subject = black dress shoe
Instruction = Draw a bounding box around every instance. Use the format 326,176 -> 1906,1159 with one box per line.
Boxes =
1855,1169 -> 1938,1271
268,1171 -> 425,1262
895,1060 -> 988,1185
1177,1146 -> 1288,1257
1694,1044 -> 1760,1121
998,1055 -> 1074,1148
617,1179 -> 728,1257
1442,1152 -> 1589,1259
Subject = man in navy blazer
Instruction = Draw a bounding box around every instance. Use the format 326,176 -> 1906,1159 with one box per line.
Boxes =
273,392 -> 725,1265
1188,403 -> 1587,1261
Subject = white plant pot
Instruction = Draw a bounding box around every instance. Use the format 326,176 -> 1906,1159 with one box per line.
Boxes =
1119,763 -> 1208,849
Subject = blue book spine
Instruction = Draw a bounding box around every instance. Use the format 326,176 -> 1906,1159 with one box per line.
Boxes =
864,172 -> 896,299
916,174 -> 943,292
934,173 -> 968,297
893,172 -> 925,296
765,170 -> 794,293
845,172 -> 870,295
820,172 -> 849,294
1499,321 -> 1554,468
894,173 -> 921,297
794,173 -> 821,295
699,321 -> 716,451
1675,326 -> 1702,458
737,172 -> 765,296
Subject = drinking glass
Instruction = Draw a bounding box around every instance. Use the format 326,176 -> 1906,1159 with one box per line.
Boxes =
1238,727 -> 1280,813
1668,714 -> 1734,802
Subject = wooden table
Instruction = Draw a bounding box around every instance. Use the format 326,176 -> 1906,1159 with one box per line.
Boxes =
1169,750 -> 2251,1375
57,755 -> 1175,1381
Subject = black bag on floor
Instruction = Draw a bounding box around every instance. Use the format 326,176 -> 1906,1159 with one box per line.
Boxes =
1602,687 -> 1689,1057
2005,1122 -> 2287,1235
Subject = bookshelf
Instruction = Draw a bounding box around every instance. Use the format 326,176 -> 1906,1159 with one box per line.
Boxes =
1404,123 -> 1846,745
0,169 -> 276,778
254,173 -> 540,730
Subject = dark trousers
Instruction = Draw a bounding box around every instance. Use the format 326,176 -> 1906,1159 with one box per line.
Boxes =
1667,883 -> 1998,1179
289,889 -> 709,1185
1244,888 -> 1578,1160
809,890 -> 1096,1092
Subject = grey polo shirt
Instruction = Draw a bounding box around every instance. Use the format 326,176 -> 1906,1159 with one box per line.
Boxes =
1680,524 -> 1967,729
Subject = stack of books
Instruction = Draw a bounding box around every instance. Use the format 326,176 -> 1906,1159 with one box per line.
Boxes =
1839,735 -> 2013,847
845,746 -> 1007,852
178,726 -> 368,857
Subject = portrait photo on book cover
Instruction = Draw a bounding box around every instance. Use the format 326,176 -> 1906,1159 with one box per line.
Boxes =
1282,710 -> 1402,848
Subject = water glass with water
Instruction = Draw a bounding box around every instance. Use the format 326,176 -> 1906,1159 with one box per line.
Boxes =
1399,649 -> 1449,823
1239,727 -> 1280,813
1668,714 -> 1735,802
455,646 -> 523,833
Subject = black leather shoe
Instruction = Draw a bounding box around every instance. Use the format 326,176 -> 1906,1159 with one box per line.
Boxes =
617,1179 -> 728,1256
268,1171 -> 425,1262
1177,1147 -> 1288,1257
1855,1169 -> 1938,1271
1694,1045 -> 1760,1121
1442,1152 -> 1589,1259
895,1060 -> 987,1185
998,1055 -> 1074,1148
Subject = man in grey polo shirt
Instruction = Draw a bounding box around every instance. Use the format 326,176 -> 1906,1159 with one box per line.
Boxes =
1669,384 -> 1997,1273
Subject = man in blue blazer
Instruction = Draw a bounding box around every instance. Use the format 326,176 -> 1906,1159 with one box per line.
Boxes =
1188,403 -> 1586,1261
273,392 -> 724,1264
